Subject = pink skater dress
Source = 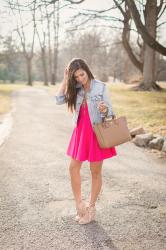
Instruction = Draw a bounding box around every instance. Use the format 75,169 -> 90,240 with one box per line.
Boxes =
66,101 -> 117,162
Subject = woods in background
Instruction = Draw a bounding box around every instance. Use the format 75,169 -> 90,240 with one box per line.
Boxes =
0,0 -> 165,91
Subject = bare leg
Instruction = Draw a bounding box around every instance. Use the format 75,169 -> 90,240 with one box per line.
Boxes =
78,160 -> 103,224
89,160 -> 103,207
69,158 -> 83,206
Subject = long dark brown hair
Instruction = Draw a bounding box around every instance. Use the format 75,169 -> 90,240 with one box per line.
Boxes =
65,58 -> 94,113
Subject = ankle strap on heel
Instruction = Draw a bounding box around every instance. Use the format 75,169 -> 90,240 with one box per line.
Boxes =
88,203 -> 95,208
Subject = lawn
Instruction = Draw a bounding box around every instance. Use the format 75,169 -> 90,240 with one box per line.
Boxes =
107,82 -> 166,137
0,82 -> 166,137
0,83 -> 27,115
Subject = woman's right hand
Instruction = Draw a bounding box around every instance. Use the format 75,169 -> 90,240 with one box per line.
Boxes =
61,67 -> 69,95
63,67 -> 69,84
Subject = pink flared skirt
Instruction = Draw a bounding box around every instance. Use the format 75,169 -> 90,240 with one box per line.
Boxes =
66,102 -> 117,162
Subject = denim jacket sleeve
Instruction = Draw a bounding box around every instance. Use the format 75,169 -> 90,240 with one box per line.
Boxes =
55,94 -> 66,105
101,84 -> 116,118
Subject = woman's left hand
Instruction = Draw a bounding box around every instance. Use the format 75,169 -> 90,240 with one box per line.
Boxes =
97,101 -> 108,113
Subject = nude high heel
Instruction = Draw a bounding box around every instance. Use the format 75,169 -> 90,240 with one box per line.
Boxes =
78,205 -> 96,224
75,200 -> 87,222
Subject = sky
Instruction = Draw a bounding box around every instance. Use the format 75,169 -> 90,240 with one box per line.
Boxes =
0,0 -> 165,51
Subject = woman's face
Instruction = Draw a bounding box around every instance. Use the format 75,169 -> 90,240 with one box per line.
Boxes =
74,69 -> 89,86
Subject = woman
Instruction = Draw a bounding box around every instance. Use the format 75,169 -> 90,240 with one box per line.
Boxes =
55,58 -> 117,225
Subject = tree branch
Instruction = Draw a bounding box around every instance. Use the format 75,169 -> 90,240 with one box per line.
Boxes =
157,4 -> 166,20
122,5 -> 143,72
49,0 -> 84,4
125,0 -> 166,56
157,0 -> 164,15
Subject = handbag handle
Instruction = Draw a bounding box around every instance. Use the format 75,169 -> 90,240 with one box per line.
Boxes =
101,114 -> 116,129
102,114 -> 116,121
100,84 -> 116,123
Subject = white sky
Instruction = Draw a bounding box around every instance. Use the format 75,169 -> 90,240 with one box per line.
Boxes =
0,0 -> 165,50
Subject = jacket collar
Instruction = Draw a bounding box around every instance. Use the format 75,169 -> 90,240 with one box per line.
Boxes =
76,78 -> 95,92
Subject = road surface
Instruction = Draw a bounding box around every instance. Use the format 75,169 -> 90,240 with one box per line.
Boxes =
0,87 -> 165,250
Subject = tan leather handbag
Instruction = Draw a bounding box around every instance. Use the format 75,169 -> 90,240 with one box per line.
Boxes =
93,116 -> 132,148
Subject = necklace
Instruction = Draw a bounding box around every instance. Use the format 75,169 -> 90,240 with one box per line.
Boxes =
82,92 -> 87,114
82,82 -> 90,108
82,91 -> 88,106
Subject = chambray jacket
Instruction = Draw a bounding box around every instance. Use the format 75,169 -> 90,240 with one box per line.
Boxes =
55,78 -> 116,128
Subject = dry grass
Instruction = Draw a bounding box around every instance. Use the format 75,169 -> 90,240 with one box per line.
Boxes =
107,82 -> 166,137
0,83 -> 27,115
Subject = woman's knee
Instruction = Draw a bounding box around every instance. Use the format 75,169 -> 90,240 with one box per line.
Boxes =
69,158 -> 82,173
90,161 -> 103,178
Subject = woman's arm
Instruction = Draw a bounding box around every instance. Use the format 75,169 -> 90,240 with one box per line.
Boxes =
99,84 -> 116,118
55,68 -> 68,105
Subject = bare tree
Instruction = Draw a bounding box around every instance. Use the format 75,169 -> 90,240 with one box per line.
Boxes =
51,0 -> 60,85
125,0 -> 166,56
140,0 -> 159,90
5,0 -> 85,85
44,0 -> 53,84
114,0 -> 166,90
9,0 -> 37,86
76,0 -> 165,90
2,36 -> 17,83
113,0 -> 143,74
36,4 -> 48,86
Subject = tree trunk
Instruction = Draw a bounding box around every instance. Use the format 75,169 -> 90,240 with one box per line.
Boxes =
51,1 -> 60,85
45,2 -> 52,84
133,0 -> 162,91
122,9 -> 143,73
41,47 -> 48,86
26,57 -> 32,86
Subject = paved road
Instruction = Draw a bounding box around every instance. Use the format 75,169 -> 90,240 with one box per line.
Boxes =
0,87 -> 165,250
